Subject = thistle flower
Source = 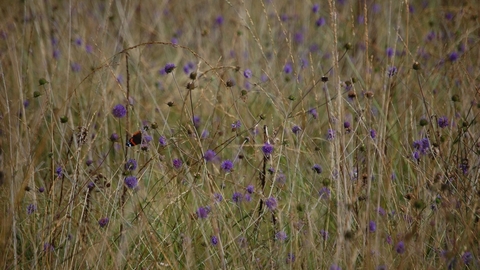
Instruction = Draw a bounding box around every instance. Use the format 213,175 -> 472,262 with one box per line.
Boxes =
395,241 -> 405,254
312,3 -> 319,13
211,235 -> 218,246
232,192 -> 243,203
159,136 -> 167,146
312,164 -> 322,174
27,204 -> 36,215
164,63 -> 176,73
438,116 -> 449,128
292,125 -> 301,135
203,149 -> 216,162
173,158 -> 183,169
319,187 -> 331,200
327,129 -> 335,140
55,166 -> 63,177
283,63 -> 293,74
262,143 -> 274,156
214,193 -> 223,203
369,221 -> 377,232
196,206 -> 210,219
315,17 -> 326,27
246,185 -> 254,194
243,69 -> 252,79
110,133 -> 119,142
275,231 -> 287,241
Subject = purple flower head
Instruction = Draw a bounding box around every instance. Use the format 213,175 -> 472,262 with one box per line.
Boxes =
386,235 -> 392,244
377,207 -> 386,216
125,159 -> 137,171
462,251 -> 472,265
85,44 -> 93,53
87,182 -> 95,190
275,231 -> 287,241
27,204 -> 36,215
38,187 -> 45,193
316,17 -> 326,27
211,235 -> 218,246
232,192 -> 243,203
438,116 -> 449,128
319,187 -> 331,200
387,66 -> 397,77
110,133 -> 119,142
265,197 -> 277,211
201,130 -> 209,139
308,108 -> 318,119
98,217 -> 109,228
23,99 -> 30,108
159,136 -> 167,146
327,129 -> 335,140
445,12 -> 454,21
193,115 -> 201,128
55,166 -> 63,177
312,164 -> 322,174
124,176 -> 138,189
144,135 -> 152,144
53,49 -> 60,59
292,125 -> 301,135
312,3 -> 319,13
286,253 -> 295,264
112,104 -> 127,118
75,37 -> 82,46
196,206 -> 210,219
294,32 -> 304,44
164,63 -> 176,74
244,193 -> 252,202
203,149 -> 216,162
370,129 -> 377,139
231,120 -> 241,129
173,158 -> 183,169
215,15 -> 224,25
243,69 -> 252,79
320,229 -> 329,240
448,52 -> 458,62
395,241 -> 405,254
330,264 -> 341,270
214,193 -> 223,203
220,160 -> 233,172
344,121 -> 351,129
369,220 -> 377,232
284,63 -> 293,74
246,185 -> 254,194
386,47 -> 394,58
43,242 -> 54,252
86,159 -> 93,166
116,75 -> 123,84
71,62 -> 81,72
262,143 -> 274,156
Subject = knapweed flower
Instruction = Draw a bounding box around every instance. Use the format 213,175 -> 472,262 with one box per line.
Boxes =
292,125 -> 301,135
319,187 -> 331,200
312,3 -> 319,13
320,229 -> 329,240
173,158 -> 183,169
75,37 -> 82,46
265,197 -> 277,211
344,121 -> 351,129
27,204 -> 36,215
244,193 -> 252,202
220,160 -> 233,172
201,130 -> 209,139
55,166 -> 63,177
262,143 -> 274,156
71,62 -> 81,72
232,192 -> 243,203
438,116 -> 449,128
246,185 -> 254,194
283,63 -> 293,74
395,241 -> 405,254
43,242 -> 54,252
164,63 -> 176,73
112,104 -> 127,118
124,176 -> 138,189
193,115 -> 201,128
38,187 -> 45,193
203,149 -> 216,162
243,69 -> 252,79
387,66 -> 397,77
462,251 -> 472,265
286,253 -> 295,264
275,173 -> 286,185
159,136 -> 167,146
86,159 -> 93,166
369,221 -> 376,232
330,264 -> 341,270
196,206 -> 210,219
275,231 -> 287,241
215,15 -> 224,25
312,164 -> 322,174
386,47 -> 394,58
370,129 -> 377,139
211,235 -> 218,246
110,133 -> 119,142
98,217 -> 109,228
87,182 -> 95,190
125,159 -> 137,171
377,207 -> 386,216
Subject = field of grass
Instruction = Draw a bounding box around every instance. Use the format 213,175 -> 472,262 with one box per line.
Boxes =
1,0 -> 480,269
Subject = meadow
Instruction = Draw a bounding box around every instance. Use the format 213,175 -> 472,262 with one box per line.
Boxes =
1,0 -> 479,269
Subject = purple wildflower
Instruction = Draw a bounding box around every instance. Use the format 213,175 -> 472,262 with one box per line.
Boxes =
330,264 -> 341,270
243,69 -> 252,79
98,217 -> 109,228
220,160 -> 233,172
438,116 -> 449,128
214,193 -> 223,203
173,158 -> 183,169
369,221 -> 376,232
232,192 -> 243,203
275,231 -> 287,241
159,136 -> 167,146
286,253 -> 295,264
203,149 -> 216,162
244,193 -> 252,202
448,52 -> 459,62
71,63 -> 81,72
55,166 -> 63,177
27,204 -> 36,215
246,185 -> 254,194
124,176 -> 138,189
312,3 -> 319,13
320,229 -> 329,240
110,133 -> 119,142
312,164 -> 322,174
319,187 -> 331,200
386,47 -> 394,58
395,241 -> 405,254
211,235 -> 218,246
125,159 -> 137,171
43,242 -> 54,252
215,15 -> 224,25
86,159 -> 93,166
231,120 -> 241,129
112,104 -> 127,118
75,37 -> 82,46
292,125 -> 301,134
164,63 -> 176,73
370,129 -> 377,139
265,197 -> 277,211
38,187 -> 45,193
315,17 -> 326,27
387,66 -> 397,77
262,143 -> 274,156
327,129 -> 335,140
196,206 -> 209,219
284,63 -> 293,74
462,251 -> 472,265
